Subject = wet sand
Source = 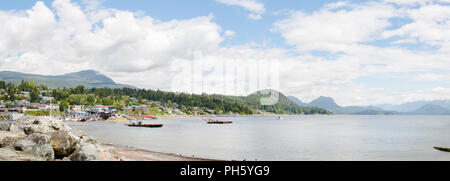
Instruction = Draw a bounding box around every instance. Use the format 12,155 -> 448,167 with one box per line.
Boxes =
104,144 -> 218,161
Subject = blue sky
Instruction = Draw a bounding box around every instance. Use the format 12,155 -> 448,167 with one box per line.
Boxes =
0,0 -> 449,106
0,0 -> 359,48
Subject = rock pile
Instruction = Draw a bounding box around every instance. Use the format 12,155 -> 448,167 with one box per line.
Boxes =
0,116 -> 121,161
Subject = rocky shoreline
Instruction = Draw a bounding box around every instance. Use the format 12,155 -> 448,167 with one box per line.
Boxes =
0,117 -> 121,161
1,117 -> 217,161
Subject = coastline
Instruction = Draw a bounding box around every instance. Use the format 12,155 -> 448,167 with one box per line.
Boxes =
154,113 -> 327,120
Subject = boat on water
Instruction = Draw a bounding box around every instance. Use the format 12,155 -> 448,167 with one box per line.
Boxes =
125,120 -> 163,128
203,117 -> 232,124
434,146 -> 450,152
124,110 -> 163,128
277,116 -> 284,120
125,123 -> 163,128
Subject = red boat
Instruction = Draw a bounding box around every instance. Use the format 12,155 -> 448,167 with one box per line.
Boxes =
144,115 -> 158,119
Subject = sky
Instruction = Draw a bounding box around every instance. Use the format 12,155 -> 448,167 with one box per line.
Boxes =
0,0 -> 450,106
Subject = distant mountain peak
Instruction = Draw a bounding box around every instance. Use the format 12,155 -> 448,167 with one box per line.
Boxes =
0,70 -> 135,89
74,70 -> 101,74
62,70 -> 115,85
413,104 -> 450,115
311,96 -> 338,106
287,96 -> 307,106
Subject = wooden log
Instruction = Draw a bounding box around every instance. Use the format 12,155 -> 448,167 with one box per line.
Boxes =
434,146 -> 450,152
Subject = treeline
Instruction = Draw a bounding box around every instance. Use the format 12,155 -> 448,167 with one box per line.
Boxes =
44,86 -> 254,114
215,91 -> 331,115
1,80 -> 330,115
0,80 -> 47,103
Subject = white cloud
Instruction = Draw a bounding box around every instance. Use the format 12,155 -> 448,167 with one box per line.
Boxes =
383,0 -> 450,5
1,0 -> 450,107
0,0 -> 225,82
272,0 -> 450,106
382,4 -> 450,51
273,1 -> 398,52
224,30 -> 235,37
413,73 -> 447,81
216,0 -> 265,20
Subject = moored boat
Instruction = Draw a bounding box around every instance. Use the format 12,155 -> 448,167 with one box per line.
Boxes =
125,123 -> 163,128
203,117 -> 232,124
124,110 -> 163,128
144,115 -> 158,119
206,121 -> 233,124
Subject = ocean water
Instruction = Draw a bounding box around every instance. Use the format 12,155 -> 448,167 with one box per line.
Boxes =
68,115 -> 450,161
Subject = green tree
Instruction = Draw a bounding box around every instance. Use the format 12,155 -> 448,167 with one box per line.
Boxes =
67,94 -> 88,105
59,100 -> 69,112
30,87 -> 40,103
102,97 -> 114,106
74,85 -> 85,94
113,101 -> 125,110
86,95 -> 96,105
0,80 -> 6,89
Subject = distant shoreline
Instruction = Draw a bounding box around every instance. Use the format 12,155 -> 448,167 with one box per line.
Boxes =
155,113 -> 331,120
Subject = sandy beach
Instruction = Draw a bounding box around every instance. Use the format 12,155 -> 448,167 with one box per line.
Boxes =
104,144 -> 217,161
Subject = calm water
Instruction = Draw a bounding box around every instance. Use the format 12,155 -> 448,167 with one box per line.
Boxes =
68,115 -> 450,161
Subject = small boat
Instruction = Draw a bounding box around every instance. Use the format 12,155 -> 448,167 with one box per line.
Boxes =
126,123 -> 163,128
124,110 -> 163,128
277,116 -> 284,120
144,115 -> 158,119
203,117 -> 232,124
125,118 -> 163,128
434,146 -> 450,152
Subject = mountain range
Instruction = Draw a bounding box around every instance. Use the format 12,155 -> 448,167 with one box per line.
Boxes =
212,89 -> 330,115
1,70 -> 448,115
0,70 -> 328,115
288,96 -> 450,115
0,70 -> 135,89
377,100 -> 450,115
289,96 -> 395,115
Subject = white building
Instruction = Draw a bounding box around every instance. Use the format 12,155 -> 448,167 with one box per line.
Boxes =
9,113 -> 24,121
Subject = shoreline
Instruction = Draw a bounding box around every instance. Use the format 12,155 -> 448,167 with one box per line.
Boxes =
154,113 -> 330,120
103,144 -> 220,161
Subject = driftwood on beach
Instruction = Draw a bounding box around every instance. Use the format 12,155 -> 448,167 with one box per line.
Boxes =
434,147 -> 450,152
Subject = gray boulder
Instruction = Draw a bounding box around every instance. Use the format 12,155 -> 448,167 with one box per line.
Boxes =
22,124 -> 53,135
0,147 -> 45,161
9,117 -> 66,136
9,122 -> 27,135
14,138 -> 34,153
50,130 -> 79,157
69,143 -> 100,161
31,144 -> 55,161
14,133 -> 55,161
0,121 -> 10,131
0,131 -> 25,147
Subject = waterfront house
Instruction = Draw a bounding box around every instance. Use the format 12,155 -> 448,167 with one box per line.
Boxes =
71,105 -> 84,111
9,113 -> 24,121
18,92 -> 30,99
15,100 -> 31,107
40,96 -> 54,103
173,108 -> 184,115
